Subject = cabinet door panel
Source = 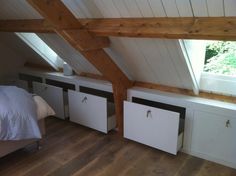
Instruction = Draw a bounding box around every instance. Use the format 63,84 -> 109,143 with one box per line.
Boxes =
33,82 -> 65,119
124,101 -> 180,155
68,90 -> 107,133
192,111 -> 236,165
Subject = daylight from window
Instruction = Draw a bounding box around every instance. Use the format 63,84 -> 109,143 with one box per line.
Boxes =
204,41 -> 236,76
15,33 -> 64,70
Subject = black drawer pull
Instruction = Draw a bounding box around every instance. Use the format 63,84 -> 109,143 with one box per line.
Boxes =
82,96 -> 88,103
226,120 -> 230,128
146,110 -> 152,118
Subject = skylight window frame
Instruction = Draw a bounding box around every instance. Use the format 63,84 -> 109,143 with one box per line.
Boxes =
15,32 -> 63,71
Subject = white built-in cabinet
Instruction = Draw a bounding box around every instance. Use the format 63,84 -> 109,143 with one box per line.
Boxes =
126,87 -> 236,168
33,82 -> 67,119
191,109 -> 236,168
68,90 -> 116,133
124,101 -> 183,155
18,69 -> 236,168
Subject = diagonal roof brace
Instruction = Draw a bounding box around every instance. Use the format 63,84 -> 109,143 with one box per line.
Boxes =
27,0 -> 132,88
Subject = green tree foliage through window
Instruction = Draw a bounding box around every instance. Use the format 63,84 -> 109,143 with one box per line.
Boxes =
204,41 -> 236,76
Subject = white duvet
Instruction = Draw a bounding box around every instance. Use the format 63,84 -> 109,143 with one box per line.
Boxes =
0,86 -> 41,140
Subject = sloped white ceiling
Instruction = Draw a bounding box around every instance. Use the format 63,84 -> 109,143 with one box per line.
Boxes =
37,33 -> 101,75
0,0 -> 42,19
0,32 -> 48,66
1,0 -> 236,89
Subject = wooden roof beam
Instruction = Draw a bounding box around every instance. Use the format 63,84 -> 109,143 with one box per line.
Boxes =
26,0 -> 131,86
81,17 -> 236,41
1,17 -> 236,41
0,19 -> 54,33
27,0 -> 132,134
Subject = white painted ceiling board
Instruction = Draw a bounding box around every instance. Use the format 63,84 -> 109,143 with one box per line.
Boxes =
134,38 -> 163,84
135,0 -> 154,17
74,0 -> 94,18
224,0 -> 236,16
111,38 -> 157,82
123,0 -> 143,17
100,0 -> 121,18
176,0 -> 193,17
82,0 -> 103,18
108,38 -> 137,79
161,0 -> 179,17
164,40 -> 194,89
190,0 -> 209,17
206,0 -> 224,17
135,38 -> 178,86
93,0 -> 110,17
112,0 -> 131,17
148,0 -> 166,17
0,0 -> 42,19
37,33 -> 101,75
62,0 -> 86,18
104,47 -> 133,80
154,39 -> 186,88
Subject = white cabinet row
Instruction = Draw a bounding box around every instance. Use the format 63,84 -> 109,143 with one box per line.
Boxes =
126,88 -> 236,168
32,82 -> 116,133
16,72 -> 116,133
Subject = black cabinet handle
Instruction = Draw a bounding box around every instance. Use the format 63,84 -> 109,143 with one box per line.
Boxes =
146,110 -> 152,118
82,96 -> 87,103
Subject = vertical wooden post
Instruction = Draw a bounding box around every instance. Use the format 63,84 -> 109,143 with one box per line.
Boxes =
112,84 -> 128,136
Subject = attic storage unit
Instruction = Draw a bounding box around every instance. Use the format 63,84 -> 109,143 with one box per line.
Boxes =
124,88 -> 186,155
1,0 -> 236,172
18,70 -> 76,120
68,78 -> 116,133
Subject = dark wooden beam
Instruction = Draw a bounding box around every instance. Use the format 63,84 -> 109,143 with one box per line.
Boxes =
1,17 -> 236,40
27,0 -> 132,134
0,19 -> 54,33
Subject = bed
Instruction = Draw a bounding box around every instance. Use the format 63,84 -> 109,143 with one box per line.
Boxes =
0,86 -> 55,157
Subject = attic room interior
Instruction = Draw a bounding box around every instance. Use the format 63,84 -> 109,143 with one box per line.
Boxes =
0,0 -> 236,175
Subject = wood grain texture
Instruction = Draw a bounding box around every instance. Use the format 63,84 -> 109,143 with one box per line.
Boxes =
26,0 -> 131,86
2,17 -> 236,40
26,0 -> 132,133
0,117 -> 235,176
80,17 -> 236,40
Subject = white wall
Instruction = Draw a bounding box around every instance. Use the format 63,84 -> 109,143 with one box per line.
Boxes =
0,41 -> 26,84
0,32 -> 51,84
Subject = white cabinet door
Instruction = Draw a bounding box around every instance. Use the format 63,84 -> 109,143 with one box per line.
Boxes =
33,82 -> 65,119
192,110 -> 236,166
124,101 -> 180,155
68,90 -> 108,133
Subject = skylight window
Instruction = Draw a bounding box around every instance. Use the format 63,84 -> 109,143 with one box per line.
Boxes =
15,32 -> 64,70
204,41 -> 236,76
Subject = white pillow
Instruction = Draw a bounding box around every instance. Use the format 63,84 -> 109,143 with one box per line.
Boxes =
33,96 -> 55,120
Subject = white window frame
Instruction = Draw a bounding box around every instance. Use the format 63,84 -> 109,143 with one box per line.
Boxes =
15,33 -> 63,70
200,72 -> 236,96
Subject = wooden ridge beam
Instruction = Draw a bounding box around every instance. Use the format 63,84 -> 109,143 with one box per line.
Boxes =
1,17 -> 236,40
27,0 -> 132,134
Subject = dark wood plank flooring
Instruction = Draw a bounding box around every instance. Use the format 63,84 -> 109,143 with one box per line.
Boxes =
0,117 -> 235,176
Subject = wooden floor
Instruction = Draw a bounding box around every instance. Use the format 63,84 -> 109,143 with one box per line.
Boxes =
0,117 -> 235,176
